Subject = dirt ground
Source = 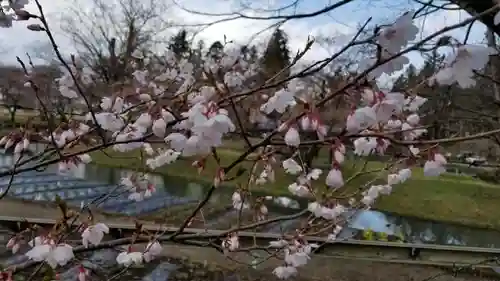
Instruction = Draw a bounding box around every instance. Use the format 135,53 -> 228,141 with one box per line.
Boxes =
156,244 -> 499,281
0,197 -> 144,224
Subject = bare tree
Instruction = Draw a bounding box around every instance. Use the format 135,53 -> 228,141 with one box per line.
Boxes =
59,0 -> 171,83
0,67 -> 36,125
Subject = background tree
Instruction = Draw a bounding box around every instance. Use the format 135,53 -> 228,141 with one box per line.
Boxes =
60,0 -> 170,83
168,29 -> 191,59
261,28 -> 291,81
207,41 -> 224,59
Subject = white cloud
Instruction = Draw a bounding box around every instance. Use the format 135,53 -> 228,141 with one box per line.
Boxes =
165,0 -> 358,62
0,0 -> 489,77
0,0 -> 361,65
0,0 -> 73,64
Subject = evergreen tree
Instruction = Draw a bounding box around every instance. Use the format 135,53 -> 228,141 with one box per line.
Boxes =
207,41 -> 224,59
191,40 -> 205,66
405,64 -> 417,87
261,28 -> 291,80
391,73 -> 407,92
249,45 -> 258,62
168,29 -> 190,58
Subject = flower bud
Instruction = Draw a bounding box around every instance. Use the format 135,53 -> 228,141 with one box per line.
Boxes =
27,24 -> 45,32
15,10 -> 35,20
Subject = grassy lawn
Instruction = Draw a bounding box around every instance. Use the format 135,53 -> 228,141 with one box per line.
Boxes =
90,145 -> 299,194
89,141 -> 500,231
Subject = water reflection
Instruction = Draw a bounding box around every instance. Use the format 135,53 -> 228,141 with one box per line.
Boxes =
347,209 -> 500,248
81,164 -> 225,203
348,210 -> 399,235
60,163 -> 500,248
272,197 -> 300,209
2,149 -> 500,248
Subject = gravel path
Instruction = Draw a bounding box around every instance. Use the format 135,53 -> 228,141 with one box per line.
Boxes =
0,197 -> 143,224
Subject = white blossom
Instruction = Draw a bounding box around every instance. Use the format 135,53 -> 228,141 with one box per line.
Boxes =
326,168 -> 344,188
116,250 -> 144,266
282,158 -> 302,174
284,127 -> 300,147
81,223 -> 109,248
431,45 -> 497,88
25,240 -> 74,268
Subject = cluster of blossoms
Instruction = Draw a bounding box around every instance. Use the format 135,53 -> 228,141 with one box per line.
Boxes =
5,220 -> 163,279
1,1 -> 499,279
215,11 -> 495,279
115,241 -> 163,266
269,238 -> 319,279
231,191 -> 269,221
120,173 -> 157,201
0,131 -> 31,154
4,224 -> 94,276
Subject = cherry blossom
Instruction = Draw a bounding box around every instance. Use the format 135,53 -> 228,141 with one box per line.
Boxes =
120,174 -> 157,201
284,126 -> 300,147
387,173 -> 401,185
378,11 -> 418,50
116,248 -> 144,267
77,265 -> 90,281
353,137 -> 377,156
404,95 -> 427,112
143,241 -> 163,262
346,106 -> 377,133
58,154 -> 92,173
222,234 -> 239,252
260,88 -> 297,114
307,202 -> 346,220
232,191 -> 250,210
406,113 -> 420,125
81,223 -> 110,248
25,240 -> 74,268
306,168 -> 322,181
423,153 -> 447,177
273,266 -> 297,279
398,168 -> 412,182
146,149 -> 181,169
372,92 -> 405,122
269,239 -> 289,248
6,237 -> 20,254
328,225 -> 344,241
325,168 -> 344,188
333,149 -> 345,164
431,45 -> 497,88
288,182 -> 311,197
271,239 -> 319,279
282,158 -> 303,174
13,137 -> 29,154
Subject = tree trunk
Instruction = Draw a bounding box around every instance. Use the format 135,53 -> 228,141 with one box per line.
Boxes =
9,108 -> 16,126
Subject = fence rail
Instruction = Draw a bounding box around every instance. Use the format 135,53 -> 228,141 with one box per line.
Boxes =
1,215 -> 500,272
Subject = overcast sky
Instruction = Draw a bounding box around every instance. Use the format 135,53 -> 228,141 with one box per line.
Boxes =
0,0 -> 489,86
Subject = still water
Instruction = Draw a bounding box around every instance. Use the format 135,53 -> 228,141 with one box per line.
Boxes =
1,146 -> 500,248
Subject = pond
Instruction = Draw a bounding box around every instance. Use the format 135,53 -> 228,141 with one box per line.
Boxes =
1,147 -> 500,249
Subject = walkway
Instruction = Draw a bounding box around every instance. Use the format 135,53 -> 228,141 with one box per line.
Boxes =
0,197 -> 142,225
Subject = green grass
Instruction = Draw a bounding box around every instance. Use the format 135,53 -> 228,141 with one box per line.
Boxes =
90,146 -> 299,195
89,142 -> 500,231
